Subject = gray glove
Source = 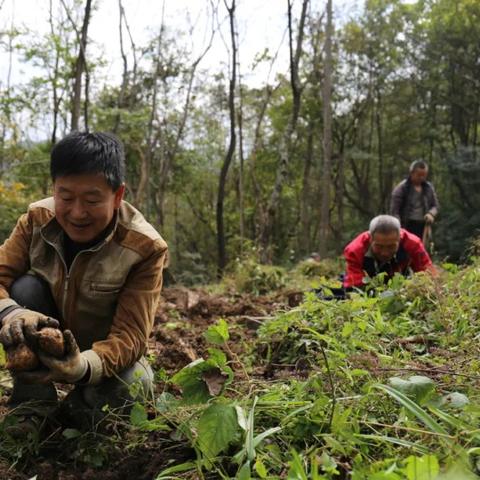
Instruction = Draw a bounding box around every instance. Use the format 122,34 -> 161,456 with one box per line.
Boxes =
0,308 -> 59,348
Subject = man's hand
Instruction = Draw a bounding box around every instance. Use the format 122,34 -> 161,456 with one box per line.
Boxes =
0,309 -> 59,348
424,212 -> 435,224
36,330 -> 89,384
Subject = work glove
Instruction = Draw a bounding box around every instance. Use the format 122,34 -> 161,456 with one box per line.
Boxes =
37,330 -> 88,383
424,212 -> 435,224
17,330 -> 89,384
0,308 -> 59,348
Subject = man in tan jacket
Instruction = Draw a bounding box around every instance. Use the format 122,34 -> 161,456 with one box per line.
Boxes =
0,131 -> 168,434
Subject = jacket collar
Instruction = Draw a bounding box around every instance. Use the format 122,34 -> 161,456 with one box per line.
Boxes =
40,209 -> 120,252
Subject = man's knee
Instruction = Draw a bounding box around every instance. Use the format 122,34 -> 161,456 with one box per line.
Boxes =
82,358 -> 154,411
10,274 -> 58,317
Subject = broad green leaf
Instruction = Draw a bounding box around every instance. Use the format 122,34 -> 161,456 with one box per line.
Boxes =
197,403 -> 239,459
435,463 -> 479,479
171,359 -> 214,404
402,455 -> 439,480
0,344 -> 5,366
207,348 -> 228,366
204,318 -> 229,345
130,402 -> 148,426
172,351 -> 234,405
440,392 -> 469,409
388,376 -> 435,404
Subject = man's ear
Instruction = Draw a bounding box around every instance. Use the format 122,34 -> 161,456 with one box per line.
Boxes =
114,184 -> 126,209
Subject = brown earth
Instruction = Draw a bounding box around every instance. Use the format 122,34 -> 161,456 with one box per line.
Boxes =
0,286 -> 287,480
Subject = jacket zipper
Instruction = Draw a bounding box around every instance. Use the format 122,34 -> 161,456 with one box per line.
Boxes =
40,230 -> 107,320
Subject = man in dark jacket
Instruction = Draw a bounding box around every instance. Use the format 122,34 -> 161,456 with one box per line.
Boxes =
390,160 -> 439,241
343,215 -> 434,289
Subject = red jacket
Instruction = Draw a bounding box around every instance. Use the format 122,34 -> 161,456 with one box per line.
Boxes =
343,229 -> 432,288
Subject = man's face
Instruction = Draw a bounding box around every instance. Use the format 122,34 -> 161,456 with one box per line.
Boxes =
410,167 -> 428,186
370,231 -> 400,263
54,173 -> 125,243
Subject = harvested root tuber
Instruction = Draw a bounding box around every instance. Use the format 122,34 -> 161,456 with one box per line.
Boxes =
6,344 -> 39,371
37,327 -> 65,357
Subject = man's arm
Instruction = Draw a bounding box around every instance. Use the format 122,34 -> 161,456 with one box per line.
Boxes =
85,241 -> 168,384
406,235 -> 434,273
390,182 -> 405,219
343,248 -> 367,289
0,213 -> 32,314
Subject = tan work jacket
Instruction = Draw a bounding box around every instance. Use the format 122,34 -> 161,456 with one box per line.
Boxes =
0,198 -> 168,384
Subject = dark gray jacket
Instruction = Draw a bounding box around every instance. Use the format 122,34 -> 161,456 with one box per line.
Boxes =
390,178 -> 439,225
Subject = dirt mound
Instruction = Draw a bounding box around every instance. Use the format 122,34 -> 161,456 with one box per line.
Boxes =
153,287 -> 286,375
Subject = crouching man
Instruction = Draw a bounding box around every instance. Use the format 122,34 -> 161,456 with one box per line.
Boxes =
343,214 -> 435,289
0,131 -> 168,434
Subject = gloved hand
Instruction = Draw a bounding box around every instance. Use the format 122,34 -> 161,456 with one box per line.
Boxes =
36,330 -> 89,384
0,308 -> 59,348
424,212 -> 435,224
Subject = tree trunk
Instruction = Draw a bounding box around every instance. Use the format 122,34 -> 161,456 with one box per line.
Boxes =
300,123 -> 314,256
216,0 -> 236,275
70,0 -> 92,131
319,0 -> 333,257
258,0 -> 308,263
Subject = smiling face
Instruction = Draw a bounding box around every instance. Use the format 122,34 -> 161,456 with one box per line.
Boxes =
53,173 -> 125,243
370,231 -> 400,263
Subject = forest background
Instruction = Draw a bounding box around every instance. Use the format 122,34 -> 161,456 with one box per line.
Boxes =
0,0 -> 479,283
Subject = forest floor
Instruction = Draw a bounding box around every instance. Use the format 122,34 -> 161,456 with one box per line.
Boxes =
0,285 -> 292,480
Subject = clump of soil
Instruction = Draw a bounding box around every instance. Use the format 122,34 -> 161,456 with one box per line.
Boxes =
38,327 -> 65,357
6,343 -> 39,371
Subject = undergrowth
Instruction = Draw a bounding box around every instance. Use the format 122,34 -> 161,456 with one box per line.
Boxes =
2,259 -> 480,478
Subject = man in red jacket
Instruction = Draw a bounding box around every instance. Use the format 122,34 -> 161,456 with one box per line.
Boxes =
343,215 -> 434,289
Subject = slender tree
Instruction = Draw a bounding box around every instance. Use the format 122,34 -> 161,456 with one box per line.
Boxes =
318,0 -> 333,256
257,0 -> 308,263
61,0 -> 92,131
216,0 -> 236,274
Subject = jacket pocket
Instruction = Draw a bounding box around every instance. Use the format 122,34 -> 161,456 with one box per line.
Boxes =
89,282 -> 122,296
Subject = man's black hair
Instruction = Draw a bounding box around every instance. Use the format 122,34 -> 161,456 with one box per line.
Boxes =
51,131 -> 125,191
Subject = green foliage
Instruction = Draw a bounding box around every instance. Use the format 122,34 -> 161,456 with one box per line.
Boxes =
388,375 -> 436,405
229,257 -> 286,295
0,181 -> 35,242
293,257 -> 343,279
197,403 -> 240,459
171,350 -> 233,404
204,318 -> 229,345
